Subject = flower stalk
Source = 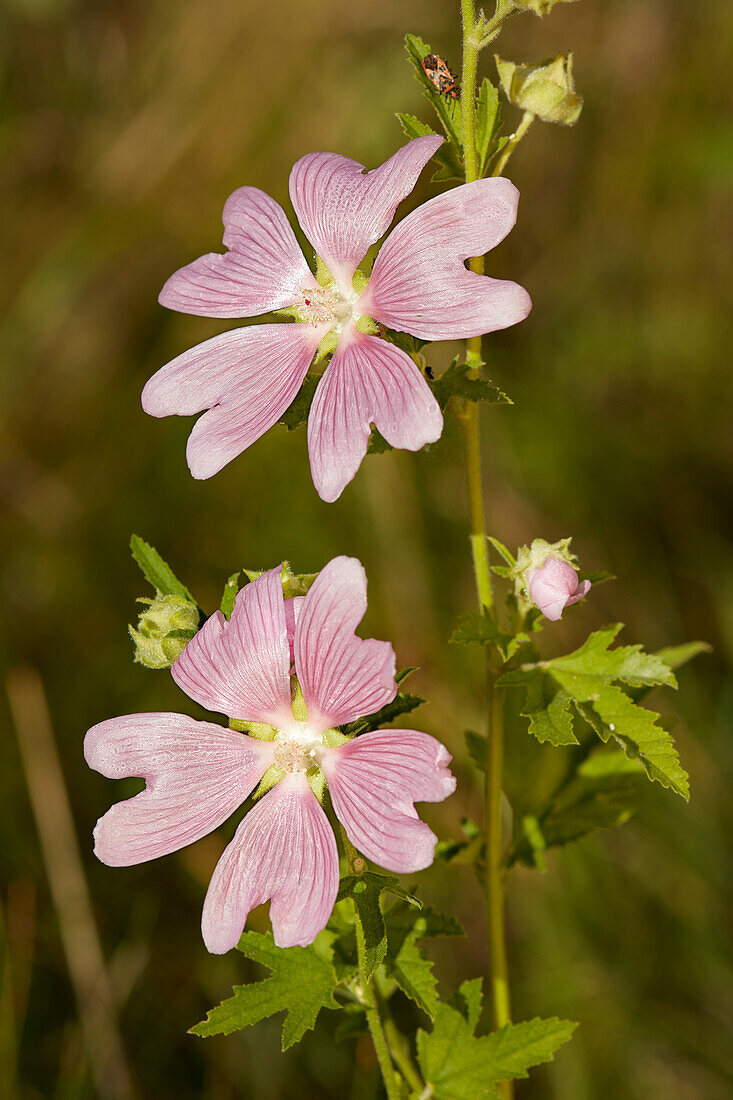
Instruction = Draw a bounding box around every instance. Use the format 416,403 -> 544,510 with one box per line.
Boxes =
460,5 -> 513,1095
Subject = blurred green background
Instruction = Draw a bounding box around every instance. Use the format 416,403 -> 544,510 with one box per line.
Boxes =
1,0 -> 731,1096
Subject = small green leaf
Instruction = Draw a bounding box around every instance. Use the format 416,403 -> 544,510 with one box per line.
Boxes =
500,668 -> 577,746
449,978 -> 483,1033
278,375 -> 318,430
451,610 -> 528,661
385,903 -> 464,1019
367,426 -> 393,454
337,874 -> 388,982
190,932 -> 339,1050
404,33 -> 464,150
655,640 -> 711,670
465,729 -> 488,771
220,572 -> 240,619
507,749 -> 643,868
475,78 -> 501,175
343,692 -> 425,736
396,111 -> 437,140
338,874 -> 422,983
487,537 -> 516,567
430,358 -> 512,409
129,535 -> 195,602
417,1005 -> 577,1098
396,112 -> 465,182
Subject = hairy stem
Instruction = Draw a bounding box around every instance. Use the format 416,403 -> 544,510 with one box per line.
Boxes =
493,110 -> 534,177
460,6 -> 513,1096
340,823 -> 403,1099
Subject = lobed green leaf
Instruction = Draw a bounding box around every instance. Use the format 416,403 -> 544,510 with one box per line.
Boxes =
417,1001 -> 577,1099
190,931 -> 339,1050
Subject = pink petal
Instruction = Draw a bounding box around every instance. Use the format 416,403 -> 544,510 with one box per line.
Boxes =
201,772 -> 339,952
84,713 -> 273,866
172,566 -> 292,725
322,730 -> 456,873
360,177 -> 532,340
307,329 -> 443,503
289,135 -> 442,290
142,323 -> 323,479
528,559 -> 591,622
284,595 -> 305,669
294,556 -> 396,731
159,187 -> 317,318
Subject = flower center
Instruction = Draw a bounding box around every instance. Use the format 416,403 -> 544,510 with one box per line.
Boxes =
296,284 -> 354,329
272,738 -> 319,774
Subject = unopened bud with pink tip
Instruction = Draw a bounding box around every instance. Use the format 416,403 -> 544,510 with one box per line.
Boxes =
511,538 -> 591,621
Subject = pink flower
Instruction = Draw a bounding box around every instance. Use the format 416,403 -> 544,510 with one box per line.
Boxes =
84,557 -> 455,953
143,136 -> 531,501
528,558 -> 591,621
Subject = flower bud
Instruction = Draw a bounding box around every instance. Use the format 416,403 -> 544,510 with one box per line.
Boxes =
511,538 -> 591,621
129,593 -> 199,669
495,53 -> 583,126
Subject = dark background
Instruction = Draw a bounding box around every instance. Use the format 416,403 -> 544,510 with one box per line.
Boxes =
1,0 -> 731,1096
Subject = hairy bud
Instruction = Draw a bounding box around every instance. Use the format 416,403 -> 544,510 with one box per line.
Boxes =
129,593 -> 199,669
512,538 -> 591,621
495,53 -> 583,126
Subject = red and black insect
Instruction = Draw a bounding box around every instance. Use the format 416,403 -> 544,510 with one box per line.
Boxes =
421,54 -> 459,100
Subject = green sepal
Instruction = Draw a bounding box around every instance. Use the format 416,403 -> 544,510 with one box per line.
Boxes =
190,931 -> 340,1050
321,728 -> 352,749
315,255 -> 335,287
229,719 -> 277,740
431,358 -> 512,409
307,767 -> 326,803
252,763 -> 285,800
220,572 -> 240,619
314,329 -> 339,365
355,314 -> 379,335
129,534 -> 196,603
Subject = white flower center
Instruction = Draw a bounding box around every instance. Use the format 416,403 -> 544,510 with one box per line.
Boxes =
272,739 -> 319,774
272,721 -> 324,773
296,284 -> 358,332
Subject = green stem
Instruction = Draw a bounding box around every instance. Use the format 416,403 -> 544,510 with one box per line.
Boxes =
339,823 -> 403,1099
493,110 -> 534,177
365,1002 -> 402,1100
460,7 -> 513,1098
486,674 -> 510,1029
383,1012 -> 424,1094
